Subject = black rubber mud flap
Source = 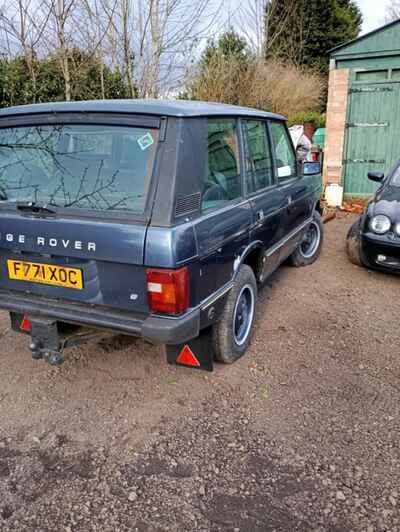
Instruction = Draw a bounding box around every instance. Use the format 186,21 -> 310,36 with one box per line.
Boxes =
165,327 -> 214,372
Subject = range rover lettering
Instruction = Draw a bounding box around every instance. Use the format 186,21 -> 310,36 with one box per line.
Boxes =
0,100 -> 323,370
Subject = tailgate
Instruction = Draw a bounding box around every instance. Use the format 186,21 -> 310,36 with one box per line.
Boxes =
0,213 -> 150,313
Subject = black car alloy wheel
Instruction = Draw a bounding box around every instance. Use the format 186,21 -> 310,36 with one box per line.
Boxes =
232,283 -> 255,346
212,264 -> 258,364
299,220 -> 321,259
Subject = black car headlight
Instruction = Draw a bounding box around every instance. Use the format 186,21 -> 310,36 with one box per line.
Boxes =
369,215 -> 392,235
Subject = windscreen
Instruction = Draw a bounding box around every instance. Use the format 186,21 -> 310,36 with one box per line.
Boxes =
0,124 -> 159,213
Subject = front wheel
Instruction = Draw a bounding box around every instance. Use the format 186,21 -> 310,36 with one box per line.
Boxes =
289,211 -> 324,267
346,219 -> 363,267
212,264 -> 257,364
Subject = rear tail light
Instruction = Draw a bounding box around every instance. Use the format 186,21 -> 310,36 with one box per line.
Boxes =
146,267 -> 189,315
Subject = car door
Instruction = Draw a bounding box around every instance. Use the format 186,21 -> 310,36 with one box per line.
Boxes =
242,119 -> 286,277
194,117 -> 252,301
269,120 -> 313,260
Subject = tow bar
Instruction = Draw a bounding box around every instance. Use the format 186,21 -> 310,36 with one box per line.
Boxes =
10,313 -> 215,371
10,313 -> 112,366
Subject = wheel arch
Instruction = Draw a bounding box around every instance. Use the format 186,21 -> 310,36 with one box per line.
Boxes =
314,199 -> 323,215
233,241 -> 264,283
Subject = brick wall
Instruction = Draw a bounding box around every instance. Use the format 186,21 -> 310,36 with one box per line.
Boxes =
323,68 -> 350,185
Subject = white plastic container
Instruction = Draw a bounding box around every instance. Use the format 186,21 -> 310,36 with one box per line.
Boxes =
325,183 -> 343,208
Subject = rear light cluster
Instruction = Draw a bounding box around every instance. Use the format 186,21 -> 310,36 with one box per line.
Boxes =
146,267 -> 189,315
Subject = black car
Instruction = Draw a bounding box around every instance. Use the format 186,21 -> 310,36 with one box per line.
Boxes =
347,161 -> 400,274
0,100 -> 323,371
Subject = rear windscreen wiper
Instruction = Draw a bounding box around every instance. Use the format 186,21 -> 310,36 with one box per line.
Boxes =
16,202 -> 58,216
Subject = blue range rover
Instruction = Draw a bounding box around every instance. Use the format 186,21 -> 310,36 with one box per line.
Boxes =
0,100 -> 323,370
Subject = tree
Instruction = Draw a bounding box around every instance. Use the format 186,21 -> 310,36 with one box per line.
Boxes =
335,0 -> 363,43
0,0 -> 52,102
79,0 -> 120,99
386,1 -> 400,22
188,53 -> 322,117
201,30 -> 253,67
188,29 -> 322,117
189,30 -> 254,105
265,0 -> 362,72
0,51 -> 129,107
235,0 -> 269,60
119,0 -> 135,98
0,0 -> 220,101
133,0 -> 218,98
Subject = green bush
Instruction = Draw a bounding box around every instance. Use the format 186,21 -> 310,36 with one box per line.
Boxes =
0,50 -> 131,108
288,111 -> 326,129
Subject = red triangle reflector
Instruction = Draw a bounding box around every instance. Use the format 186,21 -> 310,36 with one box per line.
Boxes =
20,316 -> 31,332
177,345 -> 200,367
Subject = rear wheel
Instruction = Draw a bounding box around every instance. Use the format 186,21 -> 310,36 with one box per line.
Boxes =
212,265 -> 257,364
346,220 -> 363,267
290,211 -> 323,267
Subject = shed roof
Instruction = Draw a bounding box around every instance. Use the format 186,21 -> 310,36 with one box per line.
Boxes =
0,99 -> 285,121
330,19 -> 400,59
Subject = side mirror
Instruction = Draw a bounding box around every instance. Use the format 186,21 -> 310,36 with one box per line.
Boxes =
368,171 -> 384,182
302,161 -> 321,176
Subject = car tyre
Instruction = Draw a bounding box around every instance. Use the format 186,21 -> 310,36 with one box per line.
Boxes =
346,219 -> 363,267
289,210 -> 323,267
212,265 -> 257,364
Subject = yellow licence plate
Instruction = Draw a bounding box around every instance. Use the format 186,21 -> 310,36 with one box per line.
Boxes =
7,260 -> 83,290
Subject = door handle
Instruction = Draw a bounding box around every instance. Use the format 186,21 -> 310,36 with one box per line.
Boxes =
256,210 -> 264,222
287,195 -> 296,213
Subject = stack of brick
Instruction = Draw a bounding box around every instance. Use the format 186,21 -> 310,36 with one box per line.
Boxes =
323,69 -> 350,186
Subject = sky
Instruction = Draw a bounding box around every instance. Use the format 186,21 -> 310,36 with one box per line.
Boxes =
357,0 -> 392,34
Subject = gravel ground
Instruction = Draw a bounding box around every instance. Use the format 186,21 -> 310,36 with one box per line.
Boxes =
0,213 -> 399,532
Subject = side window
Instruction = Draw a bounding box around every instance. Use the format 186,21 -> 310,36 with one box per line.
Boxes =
269,121 -> 297,181
243,120 -> 274,194
202,119 -> 241,211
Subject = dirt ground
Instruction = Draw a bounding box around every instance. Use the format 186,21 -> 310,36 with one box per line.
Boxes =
0,214 -> 399,532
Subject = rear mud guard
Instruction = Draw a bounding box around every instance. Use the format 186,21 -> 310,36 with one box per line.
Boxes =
165,327 -> 214,372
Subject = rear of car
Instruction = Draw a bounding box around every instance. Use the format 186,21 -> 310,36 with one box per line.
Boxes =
0,104 -> 204,357
0,110 -> 158,313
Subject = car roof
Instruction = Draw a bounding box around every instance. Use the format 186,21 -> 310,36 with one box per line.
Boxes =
0,99 -> 286,121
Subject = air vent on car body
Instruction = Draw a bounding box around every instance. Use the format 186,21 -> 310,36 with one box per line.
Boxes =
175,192 -> 201,217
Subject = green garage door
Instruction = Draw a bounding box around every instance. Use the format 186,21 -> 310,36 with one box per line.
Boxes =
343,83 -> 400,196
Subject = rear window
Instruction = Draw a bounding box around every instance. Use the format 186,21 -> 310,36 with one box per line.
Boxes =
0,124 -> 159,213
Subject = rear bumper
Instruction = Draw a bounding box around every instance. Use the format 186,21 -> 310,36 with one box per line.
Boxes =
0,289 -> 200,345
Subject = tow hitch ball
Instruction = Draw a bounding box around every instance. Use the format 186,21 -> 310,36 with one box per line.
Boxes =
9,314 -> 65,366
27,317 -> 65,366
10,313 -> 113,366
29,341 -> 65,365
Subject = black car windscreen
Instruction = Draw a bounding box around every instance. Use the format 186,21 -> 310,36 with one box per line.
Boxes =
0,124 -> 159,213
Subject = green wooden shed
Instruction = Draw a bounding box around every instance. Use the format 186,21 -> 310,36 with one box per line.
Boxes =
323,20 -> 400,197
